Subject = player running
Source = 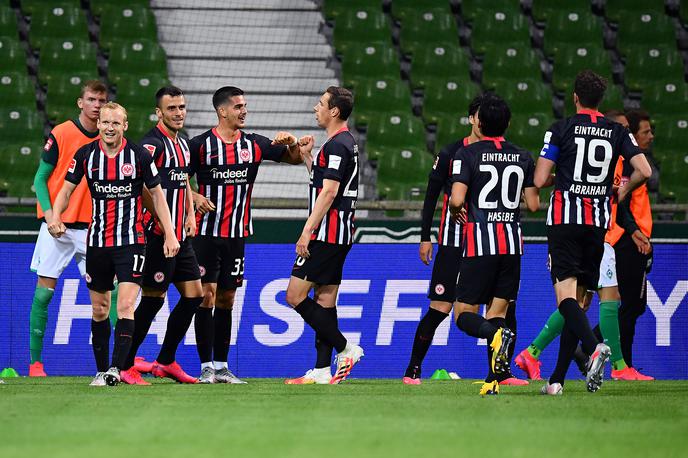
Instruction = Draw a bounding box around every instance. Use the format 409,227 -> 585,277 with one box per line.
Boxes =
449,93 -> 540,395
48,102 -> 180,386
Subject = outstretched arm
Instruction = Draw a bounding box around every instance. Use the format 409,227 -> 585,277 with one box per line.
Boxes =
47,181 -> 77,238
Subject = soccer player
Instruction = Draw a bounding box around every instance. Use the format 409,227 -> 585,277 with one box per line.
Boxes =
29,80 -> 108,377
535,71 -> 651,395
114,86 -> 203,385
283,86 -> 364,385
189,86 -> 302,384
449,93 -> 539,395
48,102 -> 180,386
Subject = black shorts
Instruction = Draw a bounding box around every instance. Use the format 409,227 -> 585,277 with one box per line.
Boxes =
455,255 -> 520,305
291,240 -> 352,285
142,235 -> 201,290
428,245 -> 462,302
86,244 -> 146,291
192,235 -> 245,290
547,224 -> 606,289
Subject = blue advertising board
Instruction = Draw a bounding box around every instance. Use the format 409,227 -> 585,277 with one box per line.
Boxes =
1,243 -> 686,379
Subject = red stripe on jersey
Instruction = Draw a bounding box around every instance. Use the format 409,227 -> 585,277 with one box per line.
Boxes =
578,109 -> 604,123
174,143 -> 186,240
482,136 -> 505,150
465,223 -> 475,257
199,144 -> 206,165
225,141 -> 236,165
583,197 -> 593,225
319,150 -> 326,168
327,209 -> 338,243
553,190 -> 563,225
135,201 -> 145,244
105,155 -> 118,247
243,186 -> 252,237
462,137 -> 470,147
496,223 -> 507,255
438,193 -> 448,242
221,185 -> 234,237
254,142 -> 262,162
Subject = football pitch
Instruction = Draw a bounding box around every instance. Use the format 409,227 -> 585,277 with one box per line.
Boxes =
1,378 -> 686,458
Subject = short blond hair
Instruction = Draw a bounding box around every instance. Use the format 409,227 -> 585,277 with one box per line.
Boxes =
99,102 -> 128,121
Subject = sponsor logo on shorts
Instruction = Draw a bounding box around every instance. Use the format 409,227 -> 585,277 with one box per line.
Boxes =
85,273 -> 92,283
154,272 -> 165,283
121,163 -> 134,177
239,148 -> 251,162
199,265 -> 206,276
435,284 -> 445,295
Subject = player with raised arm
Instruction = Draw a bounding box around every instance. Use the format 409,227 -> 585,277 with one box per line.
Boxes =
283,86 -> 364,385
535,71 -> 651,395
48,102 -> 180,386
189,86 -> 302,384
449,93 -> 540,396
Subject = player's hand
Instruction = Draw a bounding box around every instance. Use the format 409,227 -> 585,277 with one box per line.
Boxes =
419,241 -> 433,265
298,135 -> 315,155
47,219 -> 66,238
450,206 -> 467,224
163,235 -> 180,258
631,229 -> 652,255
296,231 -> 311,258
271,131 -> 297,146
193,193 -> 215,214
184,213 -> 197,238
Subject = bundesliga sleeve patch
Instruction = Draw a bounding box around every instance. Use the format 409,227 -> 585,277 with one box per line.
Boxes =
150,162 -> 159,176
143,144 -> 156,155
328,155 -> 342,170
629,133 -> 638,147
452,159 -> 462,175
68,158 -> 76,173
43,138 -> 53,152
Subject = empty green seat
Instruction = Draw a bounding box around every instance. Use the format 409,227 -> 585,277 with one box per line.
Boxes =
3,141 -> 43,197
604,0 -> 666,23
341,43 -> 400,89
658,153 -> 688,202
322,0 -> 379,21
542,10 -> 603,58
90,0 -> 151,18
410,45 -> 470,90
38,39 -> 98,86
435,115 -> 471,152
0,37 -> 27,73
108,39 -> 168,86
624,46 -> 684,92
641,80 -> 688,117
530,0 -> 591,23
552,46 -> 612,93
28,5 -> 89,51
352,78 -> 412,127
482,45 -> 541,85
392,0 -> 451,22
125,109 -> 159,142
423,78 -> 481,125
44,74 -> 96,122
469,10 -> 530,55
99,5 -> 158,52
488,78 -> 552,116
333,9 -> 391,55
398,8 -> 459,56
0,109 -> 43,144
377,147 -> 434,199
0,5 -> 18,40
615,11 -> 676,54
21,0 -> 81,16
366,112 -> 427,161
507,113 -> 552,156
115,74 -> 170,111
461,0 -> 522,22
0,72 -> 35,109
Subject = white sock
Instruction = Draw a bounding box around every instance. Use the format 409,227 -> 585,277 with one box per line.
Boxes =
201,362 -> 213,371
214,361 -> 228,370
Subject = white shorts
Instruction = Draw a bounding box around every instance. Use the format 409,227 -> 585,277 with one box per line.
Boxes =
597,242 -> 617,289
30,222 -> 87,278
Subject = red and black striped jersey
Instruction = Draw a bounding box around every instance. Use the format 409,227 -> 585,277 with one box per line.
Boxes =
310,127 -> 358,245
140,123 -> 191,242
189,128 -> 286,238
540,110 -> 642,228
423,136 -> 470,247
65,138 -> 161,248
452,137 -> 535,257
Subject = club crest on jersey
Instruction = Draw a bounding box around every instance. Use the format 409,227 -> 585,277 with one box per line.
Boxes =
435,284 -> 445,295
143,144 -> 156,155
121,163 -> 134,177
68,158 -> 76,173
154,272 -> 165,283
43,138 -> 54,152
240,148 -> 251,162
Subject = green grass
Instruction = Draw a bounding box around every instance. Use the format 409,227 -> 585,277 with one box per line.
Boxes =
1,378 -> 686,458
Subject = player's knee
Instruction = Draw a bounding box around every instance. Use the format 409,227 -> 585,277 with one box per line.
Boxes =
91,302 -> 108,321
216,290 -> 235,310
201,289 -> 216,307
285,288 -> 306,307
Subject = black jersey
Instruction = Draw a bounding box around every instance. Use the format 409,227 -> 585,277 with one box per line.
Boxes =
141,123 -> 192,242
540,110 -> 641,228
452,137 -> 535,257
65,139 -> 161,247
189,128 -> 286,238
309,127 -> 358,245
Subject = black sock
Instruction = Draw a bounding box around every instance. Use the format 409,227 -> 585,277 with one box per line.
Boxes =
157,296 -> 202,365
194,306 -> 214,364
213,307 -> 232,363
124,296 -> 164,370
406,308 -> 449,378
488,317 -> 507,382
315,307 -> 338,369
558,298 -> 598,355
505,301 -> 517,361
456,312 -> 497,340
550,325 -> 579,385
592,324 -> 603,343
295,297 -> 347,353
111,318 -> 135,370
91,318 -> 111,372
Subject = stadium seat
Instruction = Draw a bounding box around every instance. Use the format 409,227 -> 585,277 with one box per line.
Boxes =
469,9 -> 530,55
530,0 -> 591,23
398,8 -> 459,56
90,0 -> 151,18
376,147 -> 434,199
392,0 -> 451,22
614,11 -> 676,55
0,108 -> 43,144
0,5 -> 18,40
410,45 -> 470,90
423,78 -> 481,125
658,150 -> 688,202
332,9 -> 391,55
551,46 -> 612,93
125,109 -> 158,142
507,113 -> 553,155
44,74 -> 96,122
461,0 -> 522,22
623,46 -> 684,92
322,0 -> 379,21
20,0 -> 81,17
2,141 -> 42,197
604,0 -> 666,23
341,43 -> 400,89
641,80 -> 688,118
352,78 -> 412,127
99,5 -> 158,52
0,72 -> 35,109
487,78 -> 553,116
115,74 -> 170,112
542,10 -> 604,58
38,39 -> 98,86
366,112 -> 427,161
435,115 -> 471,152
107,39 -> 168,86
0,37 -> 28,73
481,45 -> 541,85
28,5 -> 89,51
